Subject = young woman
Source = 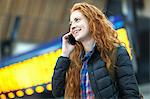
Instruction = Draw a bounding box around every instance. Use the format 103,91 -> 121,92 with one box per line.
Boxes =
52,2 -> 141,99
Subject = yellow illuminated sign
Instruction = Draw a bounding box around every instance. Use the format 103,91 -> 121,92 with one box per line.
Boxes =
0,49 -> 62,98
117,28 -> 132,59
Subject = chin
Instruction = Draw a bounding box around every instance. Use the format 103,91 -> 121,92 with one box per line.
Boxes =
75,37 -> 82,42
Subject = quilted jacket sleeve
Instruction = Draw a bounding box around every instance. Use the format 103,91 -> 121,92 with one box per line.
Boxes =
52,56 -> 71,97
116,46 -> 141,99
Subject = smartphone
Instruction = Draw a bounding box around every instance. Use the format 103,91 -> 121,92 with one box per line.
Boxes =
68,34 -> 76,45
66,26 -> 76,45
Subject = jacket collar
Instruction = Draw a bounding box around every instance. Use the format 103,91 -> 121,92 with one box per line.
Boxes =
80,44 -> 96,60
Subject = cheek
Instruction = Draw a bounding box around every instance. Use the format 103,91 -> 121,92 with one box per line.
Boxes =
81,28 -> 89,37
83,29 -> 89,35
84,25 -> 89,33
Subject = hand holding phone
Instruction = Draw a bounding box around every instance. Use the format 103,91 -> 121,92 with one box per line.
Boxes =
61,32 -> 76,57
61,26 -> 76,57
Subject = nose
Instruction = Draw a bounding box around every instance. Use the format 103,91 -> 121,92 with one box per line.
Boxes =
70,24 -> 76,32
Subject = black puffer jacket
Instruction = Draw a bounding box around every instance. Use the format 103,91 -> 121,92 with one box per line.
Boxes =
52,46 -> 140,99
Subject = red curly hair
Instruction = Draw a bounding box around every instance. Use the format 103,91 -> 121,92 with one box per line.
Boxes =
65,2 -> 121,98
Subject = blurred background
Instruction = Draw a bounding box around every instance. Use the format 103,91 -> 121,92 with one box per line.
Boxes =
0,0 -> 149,99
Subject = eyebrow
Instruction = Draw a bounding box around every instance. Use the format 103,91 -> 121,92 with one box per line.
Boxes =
69,17 -> 80,25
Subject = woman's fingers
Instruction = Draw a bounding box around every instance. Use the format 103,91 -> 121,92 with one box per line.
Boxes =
63,32 -> 71,39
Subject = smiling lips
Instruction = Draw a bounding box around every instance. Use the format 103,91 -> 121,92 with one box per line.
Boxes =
72,29 -> 81,35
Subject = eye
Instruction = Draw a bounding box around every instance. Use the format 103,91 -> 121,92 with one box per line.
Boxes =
74,18 -> 80,22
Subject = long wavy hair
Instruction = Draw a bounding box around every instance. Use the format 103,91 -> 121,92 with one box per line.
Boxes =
65,2 -> 121,98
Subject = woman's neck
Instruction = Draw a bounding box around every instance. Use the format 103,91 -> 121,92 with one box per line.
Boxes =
81,38 -> 96,53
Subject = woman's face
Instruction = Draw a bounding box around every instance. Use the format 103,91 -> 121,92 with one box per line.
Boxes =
70,10 -> 90,42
